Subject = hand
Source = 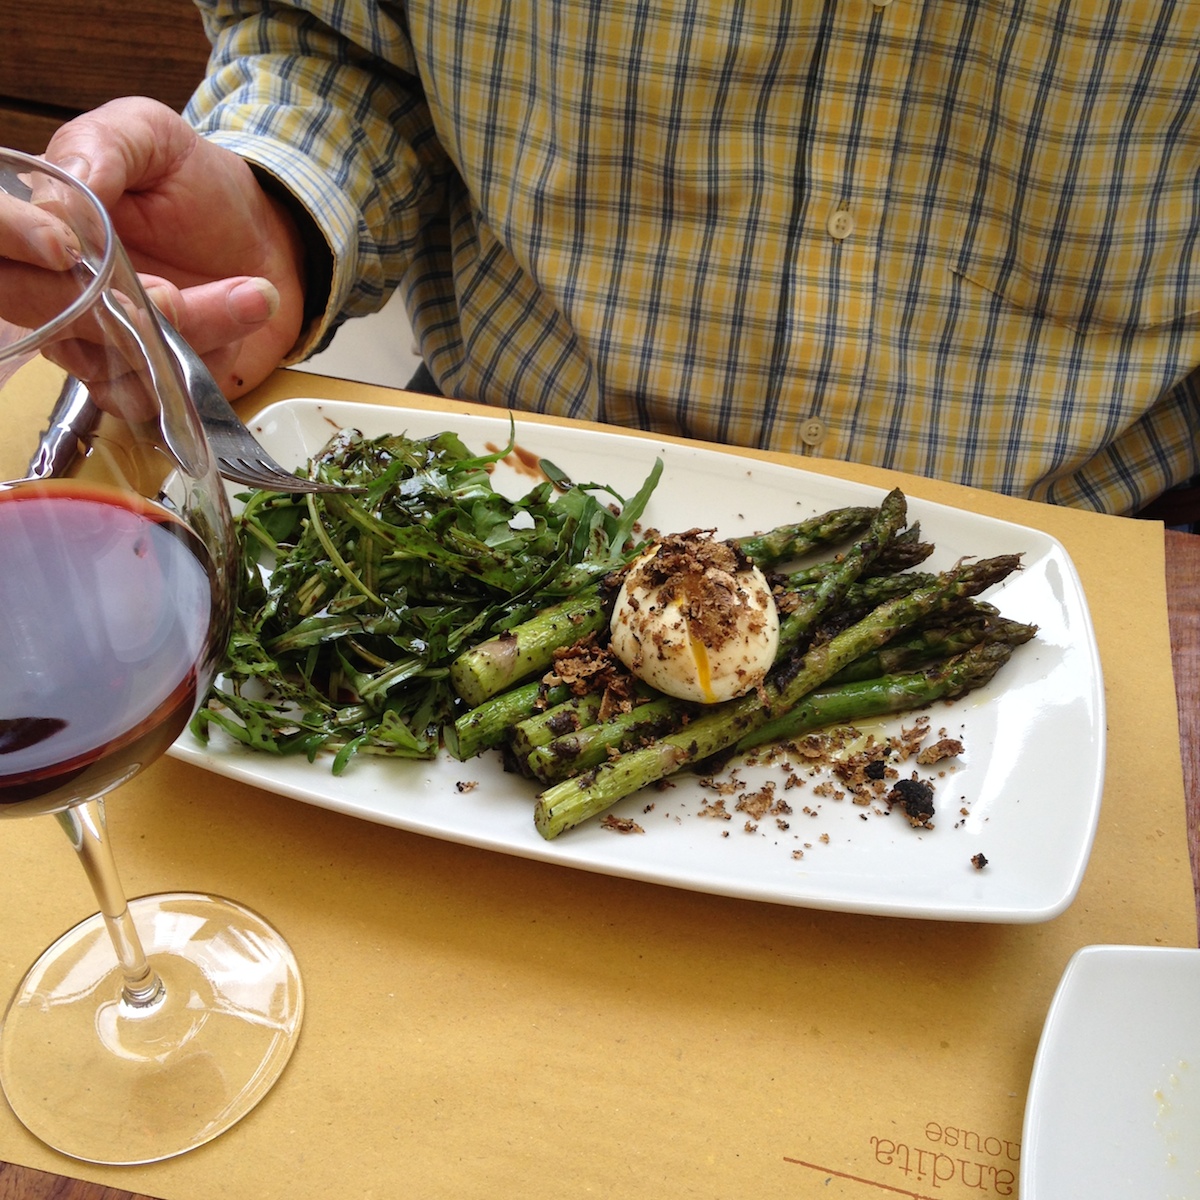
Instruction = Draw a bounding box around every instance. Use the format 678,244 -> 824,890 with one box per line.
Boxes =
0,170 -> 151,402
0,185 -> 83,333
43,97 -> 310,397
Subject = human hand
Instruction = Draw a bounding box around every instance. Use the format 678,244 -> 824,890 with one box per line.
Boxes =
0,163 -> 150,400
43,96 -> 310,397
0,182 -> 84,337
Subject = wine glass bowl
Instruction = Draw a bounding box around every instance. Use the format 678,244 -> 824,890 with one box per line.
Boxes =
0,147 -> 303,1164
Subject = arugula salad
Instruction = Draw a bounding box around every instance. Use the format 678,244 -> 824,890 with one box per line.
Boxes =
192,425 -> 661,772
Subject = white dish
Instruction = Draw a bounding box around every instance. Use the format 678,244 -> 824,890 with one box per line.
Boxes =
170,397 -> 1105,922
1022,945 -> 1200,1197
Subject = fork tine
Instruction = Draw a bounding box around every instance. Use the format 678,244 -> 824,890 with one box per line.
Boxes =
152,308 -> 359,494
212,452 -> 349,494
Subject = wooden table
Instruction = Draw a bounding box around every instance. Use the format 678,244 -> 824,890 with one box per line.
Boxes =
1167,528 -> 1200,917
3,528 -> 1198,1200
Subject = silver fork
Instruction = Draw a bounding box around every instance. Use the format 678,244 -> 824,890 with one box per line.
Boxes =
154,314 -> 354,494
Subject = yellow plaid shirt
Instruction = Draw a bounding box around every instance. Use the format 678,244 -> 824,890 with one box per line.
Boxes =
188,0 -> 1200,514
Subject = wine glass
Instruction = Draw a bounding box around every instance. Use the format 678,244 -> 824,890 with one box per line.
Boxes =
0,147 -> 303,1165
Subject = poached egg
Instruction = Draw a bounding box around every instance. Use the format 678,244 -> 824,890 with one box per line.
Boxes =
609,532 -> 779,704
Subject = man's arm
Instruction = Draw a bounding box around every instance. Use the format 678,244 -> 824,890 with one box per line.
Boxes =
45,1 -> 442,397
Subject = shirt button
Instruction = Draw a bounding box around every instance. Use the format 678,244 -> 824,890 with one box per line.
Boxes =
799,417 -> 827,446
827,208 -> 854,240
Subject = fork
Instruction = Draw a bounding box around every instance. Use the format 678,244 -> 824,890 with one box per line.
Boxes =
153,313 -> 354,494
29,317 -> 355,492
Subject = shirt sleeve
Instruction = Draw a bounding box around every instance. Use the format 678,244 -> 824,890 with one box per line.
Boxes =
184,0 -> 445,360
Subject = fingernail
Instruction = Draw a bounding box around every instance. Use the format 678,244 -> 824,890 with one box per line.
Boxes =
26,218 -> 81,269
229,276 -> 280,323
145,284 -> 179,326
55,155 -> 91,184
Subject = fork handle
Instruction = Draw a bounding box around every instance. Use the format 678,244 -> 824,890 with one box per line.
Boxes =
26,376 -> 101,479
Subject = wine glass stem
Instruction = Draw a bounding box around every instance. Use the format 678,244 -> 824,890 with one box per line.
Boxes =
55,798 -> 165,1008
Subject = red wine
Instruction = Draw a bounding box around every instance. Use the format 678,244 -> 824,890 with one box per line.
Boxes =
0,481 -> 217,817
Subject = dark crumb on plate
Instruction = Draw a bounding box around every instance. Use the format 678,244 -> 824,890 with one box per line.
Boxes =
917,737 -> 965,765
887,775 -> 936,828
971,852 -> 989,870
734,781 -> 777,822
455,780 -> 479,793
600,815 -> 645,834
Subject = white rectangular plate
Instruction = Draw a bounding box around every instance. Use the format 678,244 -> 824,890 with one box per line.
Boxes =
170,398 -> 1105,922
1022,945 -> 1200,1197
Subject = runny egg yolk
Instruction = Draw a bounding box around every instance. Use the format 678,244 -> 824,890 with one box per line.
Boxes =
608,533 -> 780,704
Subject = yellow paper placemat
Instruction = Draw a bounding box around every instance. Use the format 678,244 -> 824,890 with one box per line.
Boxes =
0,371 -> 1192,1199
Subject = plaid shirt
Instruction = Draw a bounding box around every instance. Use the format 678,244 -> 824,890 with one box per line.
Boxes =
188,0 -> 1200,514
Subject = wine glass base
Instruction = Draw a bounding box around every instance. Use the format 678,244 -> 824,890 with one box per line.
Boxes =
0,892 -> 303,1165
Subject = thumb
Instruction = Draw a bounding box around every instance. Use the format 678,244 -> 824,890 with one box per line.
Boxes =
144,276 -> 280,352
44,98 -> 199,205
